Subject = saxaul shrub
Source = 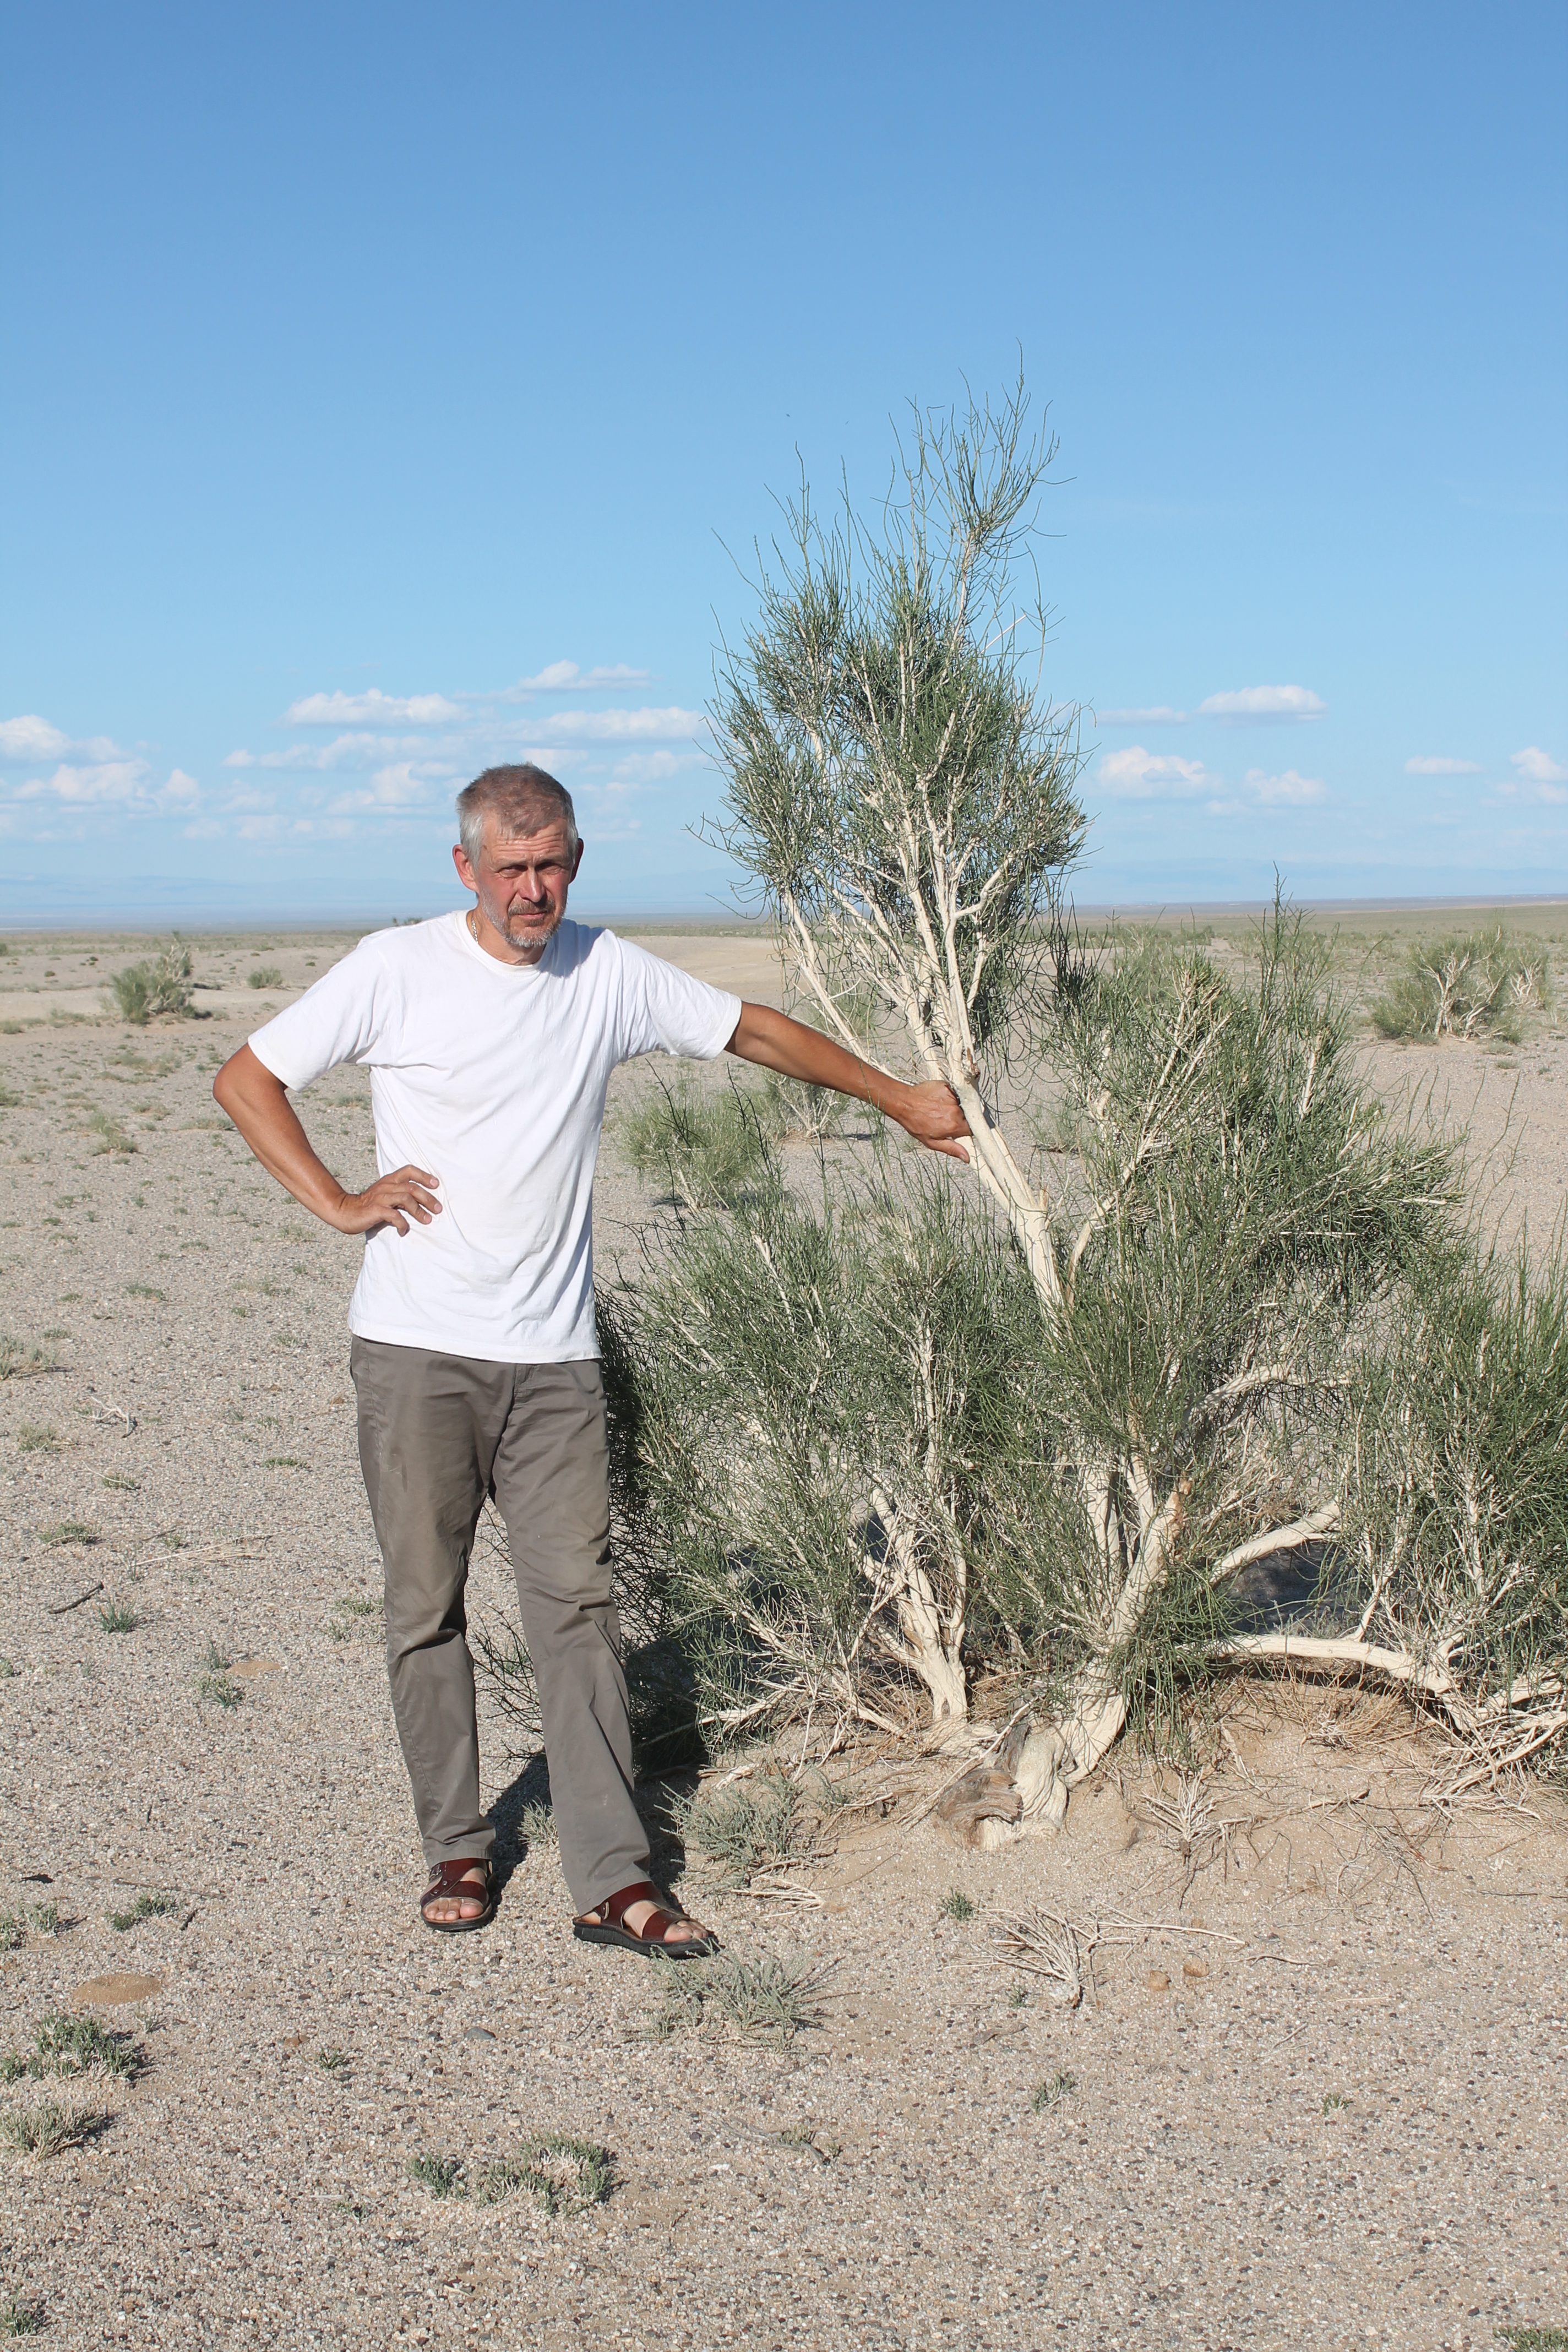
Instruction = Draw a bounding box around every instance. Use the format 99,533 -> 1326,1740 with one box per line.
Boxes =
1370,926 -> 1550,1043
110,939 -> 194,1027
609,378 -> 1568,1810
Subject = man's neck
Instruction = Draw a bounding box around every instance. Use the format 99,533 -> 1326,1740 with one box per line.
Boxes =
466,904 -> 553,968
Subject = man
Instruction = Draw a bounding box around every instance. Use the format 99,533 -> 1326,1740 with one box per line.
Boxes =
213,763 -> 969,1955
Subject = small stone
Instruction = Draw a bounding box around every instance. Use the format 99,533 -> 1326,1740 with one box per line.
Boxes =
465,2026 -> 496,2043
72,1972 -> 162,2007
1183,1959 -> 1209,1980
231,1657 -> 282,1678
1147,1970 -> 1170,1992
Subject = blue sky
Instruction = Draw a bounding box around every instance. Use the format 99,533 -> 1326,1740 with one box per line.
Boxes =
2,2 -> 1564,924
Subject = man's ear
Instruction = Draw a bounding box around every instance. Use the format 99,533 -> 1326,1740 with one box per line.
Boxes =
453,843 -> 477,891
570,841 -> 585,881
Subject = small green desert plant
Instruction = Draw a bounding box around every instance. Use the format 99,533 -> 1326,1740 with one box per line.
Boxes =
110,940 -> 195,1027
247,966 -> 284,989
87,1110 -> 138,1156
940,1890 -> 976,1922
646,1945 -> 835,2045
24,1904 -> 58,1937
0,1660 -> 16,1679
262,1455 -> 308,1469
326,1593 -> 380,1643
1496,2333 -> 1568,2352
107,1891 -> 180,1932
1370,927 -> 1550,1043
195,1641 -> 241,1708
775,2124 -> 841,2160
676,1773 -> 812,1886
0,2286 -> 45,2335
25,2013 -> 139,2082
1031,2070 -> 1077,2113
315,2048 -> 350,2076
478,2137 -> 614,2214
1320,2090 -> 1351,2115
14,1426 -> 57,1455
408,2150 -> 462,2197
39,1522 -> 97,1548
0,2099 -> 109,2159
410,2137 -> 613,2212
102,1473 -> 139,1491
123,1282 -> 163,1300
1007,1983 -> 1030,2008
97,1602 -> 139,1634
0,1915 -> 24,1954
0,1337 -> 52,1382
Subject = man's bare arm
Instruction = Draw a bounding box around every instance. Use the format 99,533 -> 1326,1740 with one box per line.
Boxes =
725,1003 -> 971,1162
211,1043 -> 442,1237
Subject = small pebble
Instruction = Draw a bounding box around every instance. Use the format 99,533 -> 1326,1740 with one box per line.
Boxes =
465,2026 -> 497,2043
1183,1959 -> 1209,1980
1147,1970 -> 1170,1992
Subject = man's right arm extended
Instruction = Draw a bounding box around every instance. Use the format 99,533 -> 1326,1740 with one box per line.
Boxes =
213,1043 -> 442,1238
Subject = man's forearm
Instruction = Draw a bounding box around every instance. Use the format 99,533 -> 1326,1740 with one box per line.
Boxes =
725,1003 -> 971,1159
726,1003 -> 909,1114
213,1045 -> 354,1223
213,1044 -> 442,1236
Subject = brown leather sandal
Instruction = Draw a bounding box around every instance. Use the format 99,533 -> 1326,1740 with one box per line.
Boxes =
572,1878 -> 718,1960
420,1857 -> 494,1935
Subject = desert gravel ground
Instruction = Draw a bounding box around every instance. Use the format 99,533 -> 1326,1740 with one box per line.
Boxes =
0,927 -> 1565,2351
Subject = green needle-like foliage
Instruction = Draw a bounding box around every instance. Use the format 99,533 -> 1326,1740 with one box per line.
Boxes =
587,379 -> 1568,1807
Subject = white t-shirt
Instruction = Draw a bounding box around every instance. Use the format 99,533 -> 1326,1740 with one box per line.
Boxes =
247,913 -> 742,1363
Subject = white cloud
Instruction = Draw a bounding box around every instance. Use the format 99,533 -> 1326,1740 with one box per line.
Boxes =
1512,745 -> 1568,785
1096,705 -> 1190,726
1243,767 -> 1325,806
1096,747 -> 1212,799
1405,755 -> 1482,776
606,749 -> 705,787
157,769 -> 202,809
1197,685 -> 1326,722
283,689 -> 464,727
251,732 -> 453,773
0,715 -> 128,764
508,661 -> 652,695
15,759 -> 149,805
536,706 -> 701,745
1093,685 -> 1326,727
0,715 -> 70,763
223,749 -> 255,768
328,762 -> 447,815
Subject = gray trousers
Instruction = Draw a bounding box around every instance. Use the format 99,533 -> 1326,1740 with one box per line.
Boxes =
349,1338 -> 649,1914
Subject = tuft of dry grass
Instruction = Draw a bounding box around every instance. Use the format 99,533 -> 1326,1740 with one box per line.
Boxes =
646,1943 -> 836,2045
409,2137 -> 613,2213
0,2100 -> 110,2159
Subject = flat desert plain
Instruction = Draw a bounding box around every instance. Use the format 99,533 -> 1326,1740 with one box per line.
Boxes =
1,915 -> 1565,2352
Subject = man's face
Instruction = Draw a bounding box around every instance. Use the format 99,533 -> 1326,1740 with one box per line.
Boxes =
452,816 -> 584,960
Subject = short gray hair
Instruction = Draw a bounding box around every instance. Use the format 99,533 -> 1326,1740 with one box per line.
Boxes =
456,764 -> 579,866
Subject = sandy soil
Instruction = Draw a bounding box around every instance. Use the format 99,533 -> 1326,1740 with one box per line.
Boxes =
0,926 -> 1564,2350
